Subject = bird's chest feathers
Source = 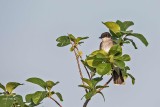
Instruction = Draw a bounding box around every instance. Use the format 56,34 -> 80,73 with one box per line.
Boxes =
101,41 -> 113,53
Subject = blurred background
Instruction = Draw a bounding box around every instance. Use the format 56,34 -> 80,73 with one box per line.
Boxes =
0,0 -> 159,107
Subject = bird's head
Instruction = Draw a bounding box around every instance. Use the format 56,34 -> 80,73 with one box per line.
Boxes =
99,32 -> 112,41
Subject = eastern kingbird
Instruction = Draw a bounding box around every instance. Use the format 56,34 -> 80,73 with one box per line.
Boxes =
99,32 -> 124,85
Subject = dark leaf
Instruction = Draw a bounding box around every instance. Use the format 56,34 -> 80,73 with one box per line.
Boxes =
26,77 -> 46,90
127,33 -> 149,47
97,92 -> 105,101
55,92 -> 63,101
0,83 -> 6,92
56,36 -> 70,47
78,85 -> 91,90
127,73 -> 135,85
96,85 -> 109,89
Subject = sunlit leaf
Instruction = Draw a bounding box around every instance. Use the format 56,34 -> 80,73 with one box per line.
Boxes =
26,77 -> 46,90
6,82 -> 23,94
103,22 -> 120,33
82,78 -> 92,87
122,54 -> 131,61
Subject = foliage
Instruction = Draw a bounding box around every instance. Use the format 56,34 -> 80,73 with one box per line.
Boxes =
56,20 -> 148,106
0,78 -> 63,107
0,20 -> 148,107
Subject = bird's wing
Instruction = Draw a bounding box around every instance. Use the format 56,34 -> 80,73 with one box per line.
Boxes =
99,42 -> 102,50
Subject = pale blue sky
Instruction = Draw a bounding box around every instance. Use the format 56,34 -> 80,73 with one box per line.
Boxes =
0,0 -> 159,107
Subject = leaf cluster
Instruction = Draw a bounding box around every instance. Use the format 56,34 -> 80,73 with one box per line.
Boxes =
0,77 -> 63,107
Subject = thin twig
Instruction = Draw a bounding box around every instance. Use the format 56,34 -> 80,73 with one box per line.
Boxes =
98,76 -> 113,92
75,47 -> 91,80
50,97 -> 62,107
83,99 -> 90,107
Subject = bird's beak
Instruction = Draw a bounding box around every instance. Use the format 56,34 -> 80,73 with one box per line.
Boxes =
99,37 -> 102,39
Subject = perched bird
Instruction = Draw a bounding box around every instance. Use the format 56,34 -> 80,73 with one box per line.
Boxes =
99,32 -> 124,85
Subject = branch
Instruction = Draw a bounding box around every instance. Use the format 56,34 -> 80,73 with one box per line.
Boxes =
50,97 -> 62,107
75,47 -> 91,80
98,76 -> 113,92
83,99 -> 90,107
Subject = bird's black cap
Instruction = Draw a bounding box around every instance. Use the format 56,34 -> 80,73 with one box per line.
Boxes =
99,32 -> 111,39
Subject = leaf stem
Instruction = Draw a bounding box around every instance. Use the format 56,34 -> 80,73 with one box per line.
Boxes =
50,97 -> 62,107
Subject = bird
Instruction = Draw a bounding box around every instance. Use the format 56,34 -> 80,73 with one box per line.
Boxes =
99,32 -> 124,85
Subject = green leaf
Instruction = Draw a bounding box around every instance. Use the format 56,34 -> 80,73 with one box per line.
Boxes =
70,46 -> 75,52
124,38 -> 138,49
68,34 -> 76,41
0,83 -> 6,92
26,77 -> 46,90
85,91 -> 96,100
127,33 -> 149,46
56,36 -> 70,47
77,37 -> 89,41
78,85 -> 91,90
127,73 -> 135,85
14,95 -> 24,107
25,94 -> 33,103
32,91 -> 47,104
96,85 -> 109,89
97,92 -> 105,101
0,95 -> 14,107
46,81 -> 59,91
122,54 -> 131,61
114,60 -> 125,69
82,78 -> 92,87
96,63 -> 111,75
109,45 -> 122,56
89,50 -> 108,58
116,20 -> 134,31
6,82 -> 23,93
103,22 -> 120,33
55,92 -> 63,101
91,77 -> 103,87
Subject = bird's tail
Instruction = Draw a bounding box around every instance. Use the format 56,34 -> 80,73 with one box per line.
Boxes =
113,69 -> 124,85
